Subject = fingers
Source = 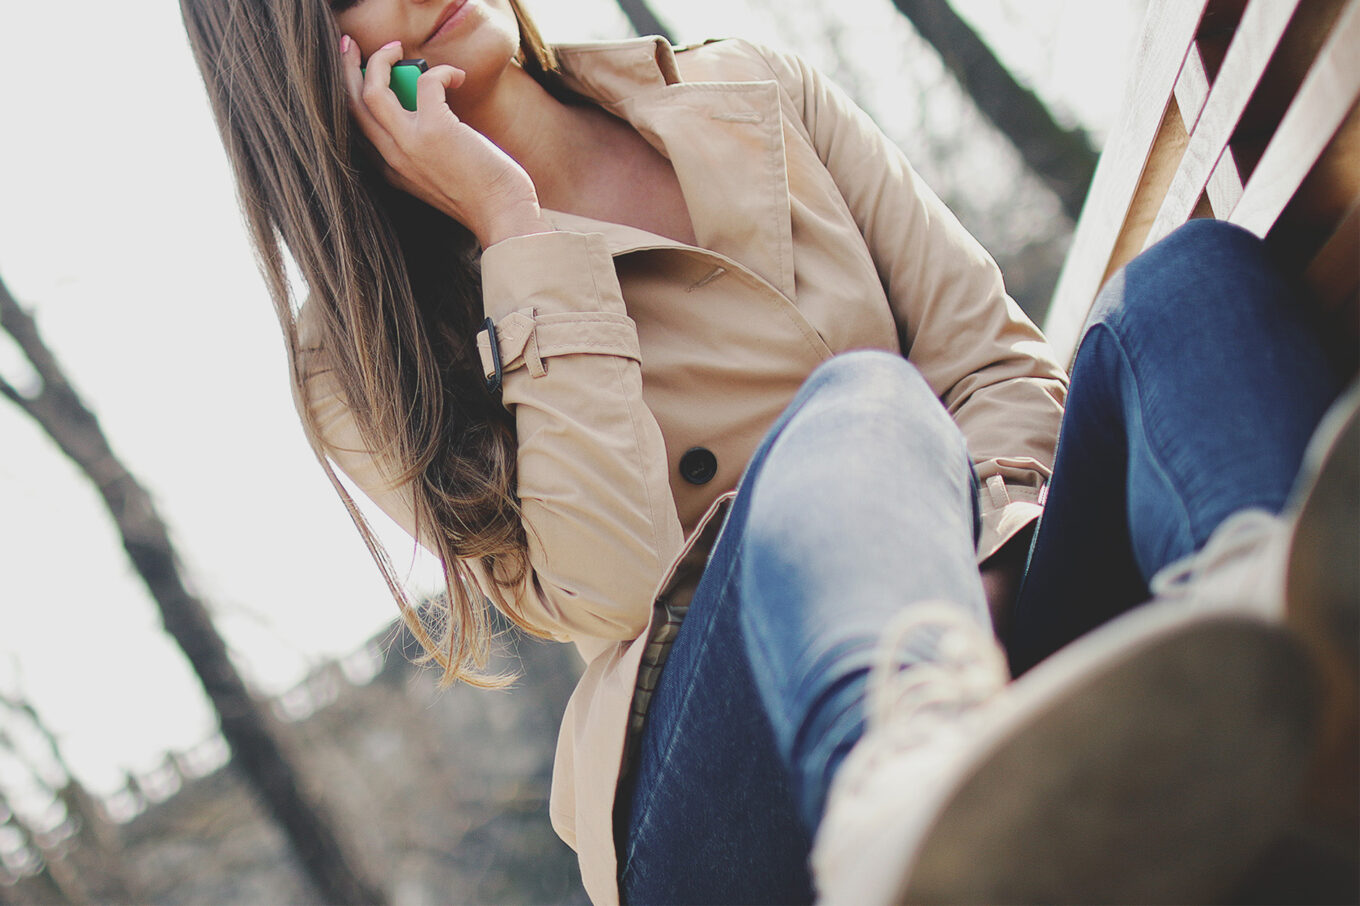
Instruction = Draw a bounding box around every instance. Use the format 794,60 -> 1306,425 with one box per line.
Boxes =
339,34 -> 364,97
415,65 -> 465,120
334,36 -> 493,213
359,40 -> 408,129
339,36 -> 410,167
340,35 -> 385,141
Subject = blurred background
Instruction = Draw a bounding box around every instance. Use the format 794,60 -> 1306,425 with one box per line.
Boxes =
0,0 -> 1145,901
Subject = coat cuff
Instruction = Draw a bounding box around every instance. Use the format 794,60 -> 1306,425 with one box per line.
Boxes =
481,230 -> 627,319
976,475 -> 1042,563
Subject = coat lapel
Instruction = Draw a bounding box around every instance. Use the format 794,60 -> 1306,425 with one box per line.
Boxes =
554,40 -> 798,300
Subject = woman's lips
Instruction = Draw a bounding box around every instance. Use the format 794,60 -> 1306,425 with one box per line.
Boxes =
426,0 -> 472,45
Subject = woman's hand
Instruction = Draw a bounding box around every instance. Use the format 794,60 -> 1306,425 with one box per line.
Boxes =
339,37 -> 552,248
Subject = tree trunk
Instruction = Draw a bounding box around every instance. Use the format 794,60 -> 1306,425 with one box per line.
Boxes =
614,0 -> 674,42
887,0 -> 1098,221
0,276 -> 385,906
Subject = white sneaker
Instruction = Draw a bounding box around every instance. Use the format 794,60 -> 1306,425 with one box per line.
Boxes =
1280,378 -> 1359,683
1148,507 -> 1292,621
814,597 -> 1318,904
1145,380 -> 1359,660
811,603 -> 1008,906
813,386 -> 1357,904
1276,381 -> 1359,854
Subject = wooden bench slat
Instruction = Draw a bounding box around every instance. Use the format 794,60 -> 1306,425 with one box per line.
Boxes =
1228,0 -> 1360,236
1174,40 -> 1213,129
1204,142 -> 1247,216
1176,45 -> 1249,216
1100,103 -> 1191,289
1270,99 -> 1360,264
1045,0 -> 1358,377
1145,0 -> 1301,248
1043,0 -> 1210,363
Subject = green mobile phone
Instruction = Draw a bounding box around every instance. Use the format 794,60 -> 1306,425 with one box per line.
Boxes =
359,58 -> 428,111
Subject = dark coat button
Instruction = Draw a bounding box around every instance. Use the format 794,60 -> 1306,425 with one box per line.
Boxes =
679,447 -> 718,485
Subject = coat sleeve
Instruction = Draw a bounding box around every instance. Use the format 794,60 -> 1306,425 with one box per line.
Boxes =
297,230 -> 684,643
751,43 -> 1069,560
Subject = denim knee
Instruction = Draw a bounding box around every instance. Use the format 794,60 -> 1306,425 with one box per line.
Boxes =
803,348 -> 910,390
787,351 -> 975,533
800,351 -> 946,424
1085,219 -> 1291,344
1146,217 -> 1264,259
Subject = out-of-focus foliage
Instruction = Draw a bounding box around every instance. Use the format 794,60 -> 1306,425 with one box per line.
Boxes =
0,626 -> 587,905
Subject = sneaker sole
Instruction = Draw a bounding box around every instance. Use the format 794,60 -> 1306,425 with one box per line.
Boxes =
1283,379 -> 1359,851
898,607 -> 1319,904
1286,378 -> 1359,673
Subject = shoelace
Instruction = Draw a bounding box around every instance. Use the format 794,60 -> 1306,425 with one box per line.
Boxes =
1149,508 -> 1281,599
866,603 -> 1009,749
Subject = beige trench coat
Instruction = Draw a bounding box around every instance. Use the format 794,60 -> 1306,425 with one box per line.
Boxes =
300,36 -> 1068,904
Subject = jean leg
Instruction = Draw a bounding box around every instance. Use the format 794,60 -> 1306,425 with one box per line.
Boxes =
734,352 -> 986,830
616,538 -> 815,906
618,351 -> 987,904
1009,220 -> 1345,674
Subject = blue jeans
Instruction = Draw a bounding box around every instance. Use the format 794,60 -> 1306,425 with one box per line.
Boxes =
1007,220 -> 1344,673
616,221 -> 1344,904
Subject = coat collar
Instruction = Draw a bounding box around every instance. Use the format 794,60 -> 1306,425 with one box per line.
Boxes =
553,37 -> 684,102
545,40 -> 797,299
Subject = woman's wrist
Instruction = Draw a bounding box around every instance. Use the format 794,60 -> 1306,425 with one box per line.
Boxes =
476,206 -> 555,249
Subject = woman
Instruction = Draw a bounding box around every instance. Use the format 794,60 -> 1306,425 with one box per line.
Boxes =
179,0 -> 1352,902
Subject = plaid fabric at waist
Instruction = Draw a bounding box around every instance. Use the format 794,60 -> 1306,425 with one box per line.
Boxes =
619,493 -> 735,773
623,595 -> 690,769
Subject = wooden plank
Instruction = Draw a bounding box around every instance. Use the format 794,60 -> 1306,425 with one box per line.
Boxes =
1214,0 -> 1349,210
1229,0 -> 1360,236
1177,21 -> 1249,215
1267,99 -> 1360,264
1204,146 -> 1246,216
1043,0 -> 1210,363
1145,0 -> 1301,248
1230,0 -> 1350,180
1175,43 -> 1213,129
1101,100 -> 1191,286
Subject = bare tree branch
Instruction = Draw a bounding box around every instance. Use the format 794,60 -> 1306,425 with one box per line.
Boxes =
887,0 -> 1098,221
0,374 -> 30,411
614,0 -> 674,42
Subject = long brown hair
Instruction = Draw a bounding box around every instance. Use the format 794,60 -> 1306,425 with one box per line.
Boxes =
179,0 -> 565,686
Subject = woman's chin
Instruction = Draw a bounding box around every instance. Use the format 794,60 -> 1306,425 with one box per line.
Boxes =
425,3 -> 519,71
443,47 -> 521,113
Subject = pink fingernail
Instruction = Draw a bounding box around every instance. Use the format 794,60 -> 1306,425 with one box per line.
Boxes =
340,35 -> 352,53
380,40 -> 401,50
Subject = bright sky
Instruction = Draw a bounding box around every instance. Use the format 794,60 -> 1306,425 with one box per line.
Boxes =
0,0 -> 1142,808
